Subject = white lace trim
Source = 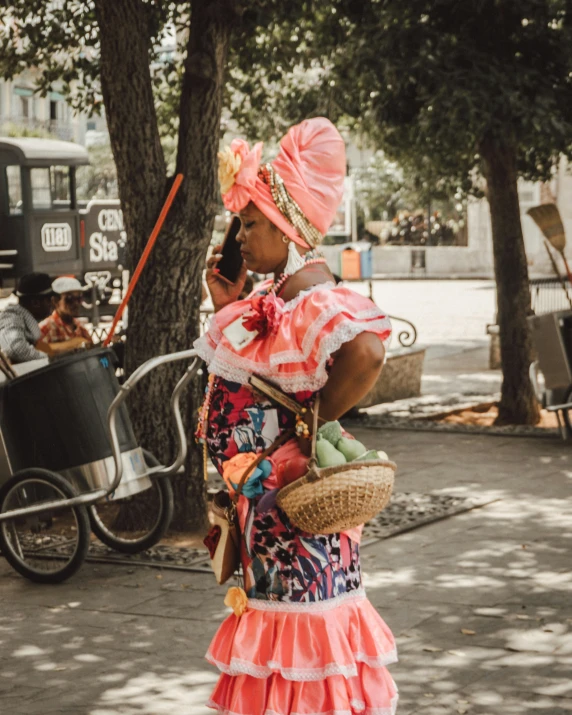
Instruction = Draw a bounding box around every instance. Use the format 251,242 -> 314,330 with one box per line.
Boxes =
281,282 -> 337,312
194,316 -> 392,393
246,588 -> 366,612
207,655 -> 359,680
200,283 -> 337,344
206,693 -> 399,715
206,649 -> 398,681
271,307 -> 384,366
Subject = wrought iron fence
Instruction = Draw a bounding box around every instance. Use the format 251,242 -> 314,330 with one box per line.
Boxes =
387,315 -> 417,347
530,277 -> 572,315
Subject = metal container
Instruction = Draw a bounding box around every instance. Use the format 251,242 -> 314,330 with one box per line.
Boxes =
0,348 -> 150,499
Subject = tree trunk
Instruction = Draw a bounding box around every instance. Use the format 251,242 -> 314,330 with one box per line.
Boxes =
94,0 -> 237,530
480,136 -> 540,425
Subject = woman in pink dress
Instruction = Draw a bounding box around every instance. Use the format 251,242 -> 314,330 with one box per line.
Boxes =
195,118 -> 398,715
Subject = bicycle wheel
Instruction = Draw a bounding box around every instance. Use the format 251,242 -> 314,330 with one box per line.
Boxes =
88,451 -> 174,554
0,469 -> 91,584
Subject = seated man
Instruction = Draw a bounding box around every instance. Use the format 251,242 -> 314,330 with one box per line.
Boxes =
40,276 -> 94,348
0,273 -> 53,363
0,273 -> 89,364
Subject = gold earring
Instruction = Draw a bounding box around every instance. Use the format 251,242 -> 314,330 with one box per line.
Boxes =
282,235 -> 289,244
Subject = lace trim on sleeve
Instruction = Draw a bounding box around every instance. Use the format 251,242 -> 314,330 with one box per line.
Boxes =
196,315 -> 391,392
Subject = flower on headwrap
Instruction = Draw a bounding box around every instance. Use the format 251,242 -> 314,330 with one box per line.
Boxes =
242,292 -> 284,338
218,146 -> 243,195
219,140 -> 263,212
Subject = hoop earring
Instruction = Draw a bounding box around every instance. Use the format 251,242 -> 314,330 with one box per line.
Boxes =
282,235 -> 289,244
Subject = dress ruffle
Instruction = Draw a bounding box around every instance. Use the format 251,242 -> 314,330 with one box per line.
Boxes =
206,665 -> 398,715
206,591 -> 398,715
194,283 -> 392,393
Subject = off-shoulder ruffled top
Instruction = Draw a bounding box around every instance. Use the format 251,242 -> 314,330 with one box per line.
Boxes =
194,279 -> 392,392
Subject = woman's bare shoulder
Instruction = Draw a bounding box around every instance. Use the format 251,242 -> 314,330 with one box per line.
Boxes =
279,265 -> 334,302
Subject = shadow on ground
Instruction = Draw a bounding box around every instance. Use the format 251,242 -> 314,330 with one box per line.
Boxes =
1,429 -> 571,714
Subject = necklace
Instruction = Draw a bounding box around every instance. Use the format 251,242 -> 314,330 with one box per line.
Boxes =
271,250 -> 327,295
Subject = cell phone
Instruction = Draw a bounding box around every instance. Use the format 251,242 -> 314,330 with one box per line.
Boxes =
216,215 -> 243,285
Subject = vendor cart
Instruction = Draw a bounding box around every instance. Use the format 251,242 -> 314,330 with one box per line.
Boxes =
528,310 -> 572,438
0,347 -> 201,583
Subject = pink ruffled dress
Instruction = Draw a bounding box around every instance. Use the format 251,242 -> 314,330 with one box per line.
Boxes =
194,281 -> 398,715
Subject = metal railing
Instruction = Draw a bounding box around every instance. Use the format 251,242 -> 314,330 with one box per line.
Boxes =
530,277 -> 572,315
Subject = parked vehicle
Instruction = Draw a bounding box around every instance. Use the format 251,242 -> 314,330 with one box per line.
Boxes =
0,136 -> 125,323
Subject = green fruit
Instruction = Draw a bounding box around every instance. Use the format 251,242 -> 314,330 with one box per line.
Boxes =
356,449 -> 381,462
317,420 -> 343,445
336,436 -> 367,462
377,450 -> 389,461
316,435 -> 348,467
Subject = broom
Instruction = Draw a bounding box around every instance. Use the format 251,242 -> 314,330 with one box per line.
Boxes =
527,203 -> 572,309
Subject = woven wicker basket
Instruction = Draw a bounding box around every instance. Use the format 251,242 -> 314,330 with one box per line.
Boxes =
276,396 -> 396,534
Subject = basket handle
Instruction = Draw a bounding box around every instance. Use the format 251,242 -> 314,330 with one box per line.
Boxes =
306,393 -> 321,476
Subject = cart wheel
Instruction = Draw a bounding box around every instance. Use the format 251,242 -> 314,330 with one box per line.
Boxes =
561,385 -> 572,435
88,451 -> 174,554
0,469 -> 91,584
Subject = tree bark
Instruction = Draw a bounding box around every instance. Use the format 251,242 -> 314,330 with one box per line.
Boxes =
94,0 -> 237,529
480,135 -> 540,425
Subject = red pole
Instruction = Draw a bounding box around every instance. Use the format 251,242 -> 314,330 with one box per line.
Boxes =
103,173 -> 184,346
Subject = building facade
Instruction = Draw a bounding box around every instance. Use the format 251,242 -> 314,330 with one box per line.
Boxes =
0,70 -> 93,144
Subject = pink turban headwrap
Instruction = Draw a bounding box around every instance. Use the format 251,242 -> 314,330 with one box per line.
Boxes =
218,118 -> 346,248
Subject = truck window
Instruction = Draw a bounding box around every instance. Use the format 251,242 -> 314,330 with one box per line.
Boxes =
5,166 -> 23,215
31,166 -> 71,210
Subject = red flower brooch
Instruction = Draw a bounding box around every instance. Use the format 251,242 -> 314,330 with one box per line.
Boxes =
242,292 -> 284,337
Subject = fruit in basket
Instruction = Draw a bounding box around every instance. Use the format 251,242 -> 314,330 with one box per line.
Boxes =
356,449 -> 381,461
336,437 -> 367,462
377,450 -> 389,460
316,435 -> 347,467
317,420 -> 343,445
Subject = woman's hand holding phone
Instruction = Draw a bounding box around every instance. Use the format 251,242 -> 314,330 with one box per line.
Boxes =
206,245 -> 247,312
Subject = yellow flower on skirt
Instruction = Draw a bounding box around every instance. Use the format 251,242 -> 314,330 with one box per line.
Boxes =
225,587 -> 248,617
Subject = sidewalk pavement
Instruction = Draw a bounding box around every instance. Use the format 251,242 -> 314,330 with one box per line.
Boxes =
421,342 -> 501,399
365,342 -> 502,420
1,426 -> 571,715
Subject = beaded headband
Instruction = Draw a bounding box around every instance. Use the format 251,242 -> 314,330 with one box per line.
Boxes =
258,163 -> 323,249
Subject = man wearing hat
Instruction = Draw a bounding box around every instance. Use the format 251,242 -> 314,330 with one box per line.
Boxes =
40,276 -> 94,347
0,272 -> 54,363
0,274 -> 89,364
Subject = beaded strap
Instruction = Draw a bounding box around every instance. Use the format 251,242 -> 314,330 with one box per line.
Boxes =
259,163 -> 323,249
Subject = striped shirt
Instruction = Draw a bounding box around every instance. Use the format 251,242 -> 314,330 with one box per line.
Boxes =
0,304 -> 45,363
